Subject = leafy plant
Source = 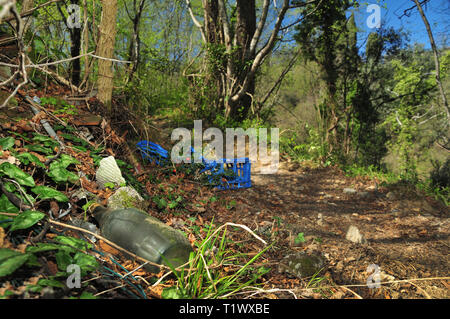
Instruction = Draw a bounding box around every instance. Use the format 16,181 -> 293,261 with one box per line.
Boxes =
294,232 -> 306,245
9,210 -> 46,232
31,186 -> 68,202
0,137 -> 15,151
162,222 -> 270,299
15,152 -> 46,168
0,162 -> 35,187
47,154 -> 80,184
226,200 -> 236,210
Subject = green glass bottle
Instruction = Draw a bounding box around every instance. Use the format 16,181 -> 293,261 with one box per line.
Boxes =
92,205 -> 192,273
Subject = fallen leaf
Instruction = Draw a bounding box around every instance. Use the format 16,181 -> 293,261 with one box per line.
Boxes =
47,261 -> 58,276
0,227 -> 4,247
98,240 -> 120,255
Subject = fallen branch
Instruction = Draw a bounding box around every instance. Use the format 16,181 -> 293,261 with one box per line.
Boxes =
0,178 -> 32,211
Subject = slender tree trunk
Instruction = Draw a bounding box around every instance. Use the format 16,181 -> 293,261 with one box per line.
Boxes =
127,0 -> 146,83
97,0 -> 118,109
413,0 -> 449,124
225,0 -> 256,120
70,0 -> 81,86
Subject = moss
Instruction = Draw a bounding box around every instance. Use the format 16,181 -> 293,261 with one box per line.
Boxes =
280,252 -> 325,279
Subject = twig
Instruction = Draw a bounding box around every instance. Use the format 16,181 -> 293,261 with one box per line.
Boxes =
200,253 -> 217,293
2,0 -> 63,23
198,222 -> 267,252
407,280 -> 432,299
47,219 -> 168,270
0,178 -> 32,210
94,283 -> 126,297
0,52 -> 131,69
226,286 -> 298,299
340,286 -> 363,299
30,222 -> 50,242
121,262 -> 149,280
0,1 -> 28,109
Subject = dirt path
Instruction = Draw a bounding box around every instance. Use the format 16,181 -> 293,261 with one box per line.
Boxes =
208,162 -> 449,298
149,117 -> 448,298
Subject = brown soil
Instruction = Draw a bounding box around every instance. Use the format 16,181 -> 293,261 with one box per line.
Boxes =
202,162 -> 450,299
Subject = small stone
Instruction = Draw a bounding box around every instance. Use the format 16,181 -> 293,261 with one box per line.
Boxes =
345,225 -> 367,244
343,188 -> 357,194
386,192 -> 396,200
280,251 -> 325,279
357,191 -> 370,199
107,186 -> 144,210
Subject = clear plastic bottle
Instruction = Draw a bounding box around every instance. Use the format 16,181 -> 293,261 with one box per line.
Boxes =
92,205 -> 192,272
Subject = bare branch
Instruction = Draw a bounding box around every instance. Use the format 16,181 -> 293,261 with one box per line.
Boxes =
1,0 -> 63,23
0,1 -> 28,109
249,0 -> 270,55
185,0 -> 206,43
231,0 -> 290,104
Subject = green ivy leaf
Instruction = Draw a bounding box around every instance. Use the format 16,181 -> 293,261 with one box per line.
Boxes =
54,236 -> 92,251
26,243 -> 62,253
32,134 -> 59,148
0,194 -> 19,214
31,185 -> 68,202
25,144 -> 54,155
161,286 -> 186,299
0,137 -> 15,151
16,152 -> 45,168
10,210 -> 45,232
0,290 -> 14,299
55,250 -> 73,271
73,252 -> 99,276
79,292 -> 97,299
47,166 -> 79,184
51,154 -> 79,169
25,254 -> 41,267
0,162 -> 35,187
0,248 -> 31,277
37,278 -> 65,288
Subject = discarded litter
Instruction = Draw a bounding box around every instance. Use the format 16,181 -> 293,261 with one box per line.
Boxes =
136,140 -> 252,190
91,204 -> 193,273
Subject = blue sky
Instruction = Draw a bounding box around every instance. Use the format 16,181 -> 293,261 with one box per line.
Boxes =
353,0 -> 450,49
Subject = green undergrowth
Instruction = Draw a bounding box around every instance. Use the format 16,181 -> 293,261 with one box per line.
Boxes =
162,221 -> 271,299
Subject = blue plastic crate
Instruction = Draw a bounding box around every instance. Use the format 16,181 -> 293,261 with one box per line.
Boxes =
201,157 -> 252,190
136,141 -> 170,166
137,141 -> 252,190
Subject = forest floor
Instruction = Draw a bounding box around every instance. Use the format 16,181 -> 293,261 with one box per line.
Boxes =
218,162 -> 450,299
150,114 -> 450,299
0,91 -> 449,299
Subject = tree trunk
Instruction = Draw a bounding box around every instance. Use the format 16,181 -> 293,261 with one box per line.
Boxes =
225,0 -> 256,120
186,0 -> 290,122
97,0 -> 118,109
127,0 -> 146,83
70,0 -> 81,86
413,0 -> 449,124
